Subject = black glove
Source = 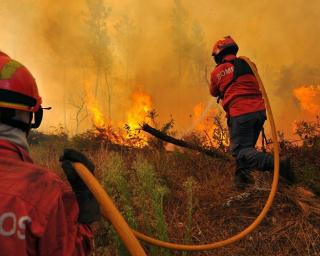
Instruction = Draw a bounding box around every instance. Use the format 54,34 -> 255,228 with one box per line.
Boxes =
60,149 -> 100,224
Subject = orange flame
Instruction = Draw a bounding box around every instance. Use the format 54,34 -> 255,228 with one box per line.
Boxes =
126,91 -> 153,129
85,86 -> 153,147
192,102 -> 216,133
84,82 -> 106,128
294,85 -> 320,115
191,102 -> 229,148
124,91 -> 153,147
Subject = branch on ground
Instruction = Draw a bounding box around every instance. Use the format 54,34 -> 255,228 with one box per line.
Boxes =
141,123 -> 228,159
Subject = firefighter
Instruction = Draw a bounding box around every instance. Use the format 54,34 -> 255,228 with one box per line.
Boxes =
209,36 -> 296,188
0,51 -> 100,255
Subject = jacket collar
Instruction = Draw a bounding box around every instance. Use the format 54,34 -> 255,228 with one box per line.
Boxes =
222,54 -> 237,63
0,139 -> 33,163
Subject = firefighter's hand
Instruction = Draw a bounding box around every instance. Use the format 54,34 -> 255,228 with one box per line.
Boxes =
59,149 -> 95,191
59,149 -> 100,224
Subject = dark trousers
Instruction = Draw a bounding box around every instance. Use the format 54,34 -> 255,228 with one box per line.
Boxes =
228,111 -> 274,172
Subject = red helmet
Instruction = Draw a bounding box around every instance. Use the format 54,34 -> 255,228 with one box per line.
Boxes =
0,51 -> 42,112
0,52 -> 43,130
212,36 -> 238,63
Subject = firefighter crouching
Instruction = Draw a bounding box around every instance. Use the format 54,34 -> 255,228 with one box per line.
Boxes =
0,51 -> 100,255
209,36 -> 296,188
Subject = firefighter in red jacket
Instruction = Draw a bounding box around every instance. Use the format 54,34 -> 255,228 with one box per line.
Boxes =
0,51 -> 100,255
209,36 -> 295,187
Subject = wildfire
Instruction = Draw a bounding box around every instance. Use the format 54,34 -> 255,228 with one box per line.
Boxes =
124,91 -> 153,147
126,91 -> 153,130
294,85 -> 320,115
190,102 -> 229,149
84,86 -> 153,147
192,102 -> 216,133
84,82 -> 106,128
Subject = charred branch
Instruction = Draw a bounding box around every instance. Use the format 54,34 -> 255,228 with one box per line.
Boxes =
141,123 -> 228,159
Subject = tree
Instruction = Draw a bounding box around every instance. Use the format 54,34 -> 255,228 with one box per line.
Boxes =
171,0 -> 193,118
85,0 -> 113,119
189,22 -> 210,86
171,0 -> 191,81
114,15 -> 138,86
68,93 -> 88,134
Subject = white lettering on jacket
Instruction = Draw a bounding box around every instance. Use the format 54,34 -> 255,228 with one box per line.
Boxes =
217,66 -> 234,82
0,212 -> 31,240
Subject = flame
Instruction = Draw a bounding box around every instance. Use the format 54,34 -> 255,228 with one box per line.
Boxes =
124,91 -> 153,147
192,102 -> 216,133
83,84 -> 153,147
191,102 -> 229,148
126,91 -> 153,130
84,82 -> 106,128
294,85 -> 320,115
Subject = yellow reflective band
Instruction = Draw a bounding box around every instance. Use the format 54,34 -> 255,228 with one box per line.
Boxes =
0,101 -> 29,110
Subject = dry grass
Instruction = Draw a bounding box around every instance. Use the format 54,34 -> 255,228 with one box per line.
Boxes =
29,135 -> 320,256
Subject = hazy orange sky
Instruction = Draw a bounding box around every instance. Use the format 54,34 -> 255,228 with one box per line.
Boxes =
1,0 -> 319,137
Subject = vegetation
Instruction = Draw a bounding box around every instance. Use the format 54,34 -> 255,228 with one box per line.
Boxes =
29,117 -> 320,256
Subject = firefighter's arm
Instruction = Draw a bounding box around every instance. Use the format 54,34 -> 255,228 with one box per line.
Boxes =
37,149 -> 100,255
38,190 -> 94,255
60,149 -> 100,224
209,70 -> 220,97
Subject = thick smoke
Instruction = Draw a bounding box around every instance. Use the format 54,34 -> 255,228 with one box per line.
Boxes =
0,0 -> 319,137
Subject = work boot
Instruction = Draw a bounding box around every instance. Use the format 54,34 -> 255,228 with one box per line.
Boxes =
279,157 -> 296,184
235,168 -> 255,190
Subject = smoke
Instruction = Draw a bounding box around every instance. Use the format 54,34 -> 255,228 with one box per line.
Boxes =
0,0 -> 319,137
271,65 -> 320,135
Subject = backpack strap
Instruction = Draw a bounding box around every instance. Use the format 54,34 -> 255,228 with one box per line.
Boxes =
217,58 -> 254,103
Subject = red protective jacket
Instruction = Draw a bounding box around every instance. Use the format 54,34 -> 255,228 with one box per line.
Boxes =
209,54 -> 265,117
0,139 -> 93,256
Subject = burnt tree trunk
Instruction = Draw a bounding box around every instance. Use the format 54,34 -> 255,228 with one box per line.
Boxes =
141,123 -> 228,159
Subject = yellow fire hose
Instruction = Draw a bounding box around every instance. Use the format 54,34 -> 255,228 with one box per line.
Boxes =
73,56 -> 280,254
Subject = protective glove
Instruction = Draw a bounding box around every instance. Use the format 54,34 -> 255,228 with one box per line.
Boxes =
60,149 -> 100,224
